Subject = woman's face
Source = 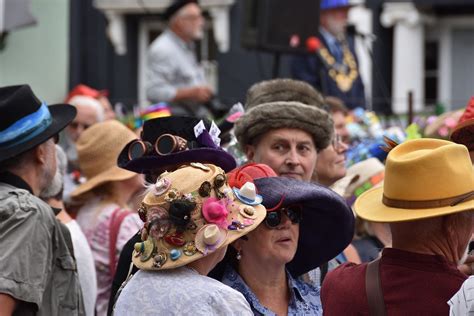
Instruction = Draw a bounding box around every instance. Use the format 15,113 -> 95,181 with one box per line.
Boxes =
236,212 -> 299,266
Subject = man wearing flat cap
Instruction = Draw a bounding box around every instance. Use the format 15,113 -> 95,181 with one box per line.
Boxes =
146,0 -> 213,118
0,85 -> 84,315
322,138 -> 474,315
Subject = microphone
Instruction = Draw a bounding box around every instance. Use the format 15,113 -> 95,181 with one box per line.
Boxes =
346,24 -> 377,41
305,36 -> 322,53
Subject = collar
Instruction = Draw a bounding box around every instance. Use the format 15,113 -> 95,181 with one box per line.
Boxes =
382,247 -> 461,273
319,27 -> 338,48
166,28 -> 194,51
221,265 -> 306,314
0,171 -> 34,194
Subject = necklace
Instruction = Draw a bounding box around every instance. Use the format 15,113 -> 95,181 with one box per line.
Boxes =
317,40 -> 359,92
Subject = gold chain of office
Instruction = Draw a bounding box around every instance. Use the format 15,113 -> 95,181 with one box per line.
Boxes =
318,42 -> 359,92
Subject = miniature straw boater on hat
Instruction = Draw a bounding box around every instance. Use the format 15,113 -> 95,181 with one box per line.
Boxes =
133,163 -> 266,270
354,138 -> 474,222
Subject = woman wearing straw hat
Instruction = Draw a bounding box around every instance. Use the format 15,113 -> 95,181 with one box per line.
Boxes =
113,163 -> 266,315
210,163 -> 355,315
71,120 -> 145,316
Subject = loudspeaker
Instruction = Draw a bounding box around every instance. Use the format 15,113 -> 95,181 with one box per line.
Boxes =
241,0 -> 320,54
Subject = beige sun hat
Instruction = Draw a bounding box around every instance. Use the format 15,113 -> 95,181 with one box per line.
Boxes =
133,163 -> 266,270
71,120 -> 138,198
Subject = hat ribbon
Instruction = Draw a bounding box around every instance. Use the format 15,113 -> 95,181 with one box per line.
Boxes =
0,102 -> 52,148
382,191 -> 474,209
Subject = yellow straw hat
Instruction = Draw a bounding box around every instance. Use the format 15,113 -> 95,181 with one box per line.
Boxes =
354,138 -> 474,222
133,163 -> 266,270
71,120 -> 138,198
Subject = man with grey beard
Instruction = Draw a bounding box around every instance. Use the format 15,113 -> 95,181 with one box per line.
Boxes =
0,85 -> 84,315
40,146 -> 97,316
146,0 -> 213,118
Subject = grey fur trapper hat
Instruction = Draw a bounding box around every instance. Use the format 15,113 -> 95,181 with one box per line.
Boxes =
234,101 -> 334,150
245,78 -> 327,110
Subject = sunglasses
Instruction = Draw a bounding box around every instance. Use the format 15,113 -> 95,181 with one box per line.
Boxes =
331,133 -> 344,151
128,134 -> 194,160
265,206 -> 302,228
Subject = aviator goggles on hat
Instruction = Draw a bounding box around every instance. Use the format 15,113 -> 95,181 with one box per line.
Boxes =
128,133 -> 200,160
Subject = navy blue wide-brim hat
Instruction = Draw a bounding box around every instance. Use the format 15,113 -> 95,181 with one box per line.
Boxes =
0,84 -> 76,163
117,116 -> 236,174
256,177 -> 355,277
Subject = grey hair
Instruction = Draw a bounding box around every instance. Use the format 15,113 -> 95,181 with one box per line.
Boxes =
68,95 -> 105,122
39,145 -> 67,199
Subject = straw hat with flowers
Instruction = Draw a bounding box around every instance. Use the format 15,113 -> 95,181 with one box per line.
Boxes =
133,163 -> 266,270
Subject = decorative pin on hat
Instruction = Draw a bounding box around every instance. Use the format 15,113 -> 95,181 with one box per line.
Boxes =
195,224 -> 228,255
232,182 -> 263,206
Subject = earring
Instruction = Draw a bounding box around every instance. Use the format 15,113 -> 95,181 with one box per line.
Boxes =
236,250 -> 242,261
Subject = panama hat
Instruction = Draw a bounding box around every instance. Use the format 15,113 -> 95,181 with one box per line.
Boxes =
71,120 -> 138,198
132,163 -> 266,270
451,97 -> 474,151
354,138 -> 474,222
0,84 -> 76,163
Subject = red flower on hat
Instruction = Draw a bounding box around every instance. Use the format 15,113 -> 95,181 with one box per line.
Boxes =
227,163 -> 277,189
202,197 -> 229,228
451,96 -> 474,150
458,97 -> 474,124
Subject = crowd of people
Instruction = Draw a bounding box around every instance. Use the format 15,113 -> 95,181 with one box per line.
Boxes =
1,0 -> 474,315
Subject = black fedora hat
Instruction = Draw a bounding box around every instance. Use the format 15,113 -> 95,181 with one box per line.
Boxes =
117,116 -> 236,174
0,84 -> 76,163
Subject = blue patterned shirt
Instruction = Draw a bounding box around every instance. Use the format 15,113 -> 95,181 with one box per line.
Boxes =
221,266 -> 323,315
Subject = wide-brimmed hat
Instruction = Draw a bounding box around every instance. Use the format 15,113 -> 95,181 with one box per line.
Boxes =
71,120 -> 138,198
132,164 -> 266,270
332,158 -> 385,206
245,79 -> 326,110
234,101 -> 334,150
255,176 -> 355,276
424,110 -> 463,139
0,84 -> 76,163
451,97 -> 474,151
117,116 -> 236,174
211,163 -> 354,278
354,138 -> 474,222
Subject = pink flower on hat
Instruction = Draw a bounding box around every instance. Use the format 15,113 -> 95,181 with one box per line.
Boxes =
202,197 -> 229,228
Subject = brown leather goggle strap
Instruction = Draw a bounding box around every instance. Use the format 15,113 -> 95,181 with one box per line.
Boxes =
382,191 -> 474,209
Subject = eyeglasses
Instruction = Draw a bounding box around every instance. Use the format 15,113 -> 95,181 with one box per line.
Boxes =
331,133 -> 344,151
128,134 -> 192,160
265,206 -> 302,228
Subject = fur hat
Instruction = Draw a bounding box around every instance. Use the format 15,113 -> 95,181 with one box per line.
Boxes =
245,79 -> 326,110
234,101 -> 334,150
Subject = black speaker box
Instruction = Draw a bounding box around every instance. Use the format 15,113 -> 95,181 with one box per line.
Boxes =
241,0 -> 321,54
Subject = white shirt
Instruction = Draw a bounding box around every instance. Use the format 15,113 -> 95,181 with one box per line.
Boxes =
114,267 -> 253,316
66,220 -> 97,316
449,275 -> 474,315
